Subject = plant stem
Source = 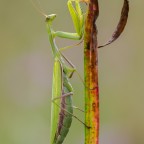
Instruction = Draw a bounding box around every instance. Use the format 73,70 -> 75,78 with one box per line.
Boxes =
84,0 -> 99,144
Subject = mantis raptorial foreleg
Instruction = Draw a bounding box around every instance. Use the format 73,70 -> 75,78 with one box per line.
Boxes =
54,0 -> 85,40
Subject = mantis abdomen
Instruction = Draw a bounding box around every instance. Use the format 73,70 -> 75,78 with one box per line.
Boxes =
54,86 -> 73,144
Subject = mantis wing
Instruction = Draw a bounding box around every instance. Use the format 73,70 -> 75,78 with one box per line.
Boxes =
50,58 -> 62,144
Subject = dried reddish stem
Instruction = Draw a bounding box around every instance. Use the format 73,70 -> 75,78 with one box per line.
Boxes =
84,0 -> 99,144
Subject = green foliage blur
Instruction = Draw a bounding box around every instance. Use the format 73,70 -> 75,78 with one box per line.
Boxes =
0,0 -> 144,144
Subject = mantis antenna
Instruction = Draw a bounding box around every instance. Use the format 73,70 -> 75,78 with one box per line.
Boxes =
30,0 -> 47,17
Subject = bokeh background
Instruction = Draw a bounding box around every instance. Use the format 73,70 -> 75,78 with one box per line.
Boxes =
0,0 -> 144,144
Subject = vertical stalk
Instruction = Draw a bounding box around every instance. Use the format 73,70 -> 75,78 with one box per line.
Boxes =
84,0 -> 99,144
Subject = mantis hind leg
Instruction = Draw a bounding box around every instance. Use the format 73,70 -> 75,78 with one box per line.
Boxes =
52,92 -> 90,129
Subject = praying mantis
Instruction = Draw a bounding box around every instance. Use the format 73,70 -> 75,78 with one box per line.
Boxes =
31,0 -> 88,143
44,1 -> 88,144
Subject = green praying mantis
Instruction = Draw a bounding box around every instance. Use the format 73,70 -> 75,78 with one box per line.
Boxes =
44,1 -> 88,144
31,0 -> 129,143
31,0 -> 88,143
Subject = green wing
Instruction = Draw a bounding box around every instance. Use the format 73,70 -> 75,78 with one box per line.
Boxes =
50,58 -> 62,144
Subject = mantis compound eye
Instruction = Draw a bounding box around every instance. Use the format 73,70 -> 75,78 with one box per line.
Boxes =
45,14 -> 57,22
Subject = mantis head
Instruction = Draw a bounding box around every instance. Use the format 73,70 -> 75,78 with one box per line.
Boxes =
45,14 -> 57,23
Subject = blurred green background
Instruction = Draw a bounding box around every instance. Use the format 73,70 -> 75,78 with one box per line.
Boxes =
0,0 -> 144,144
